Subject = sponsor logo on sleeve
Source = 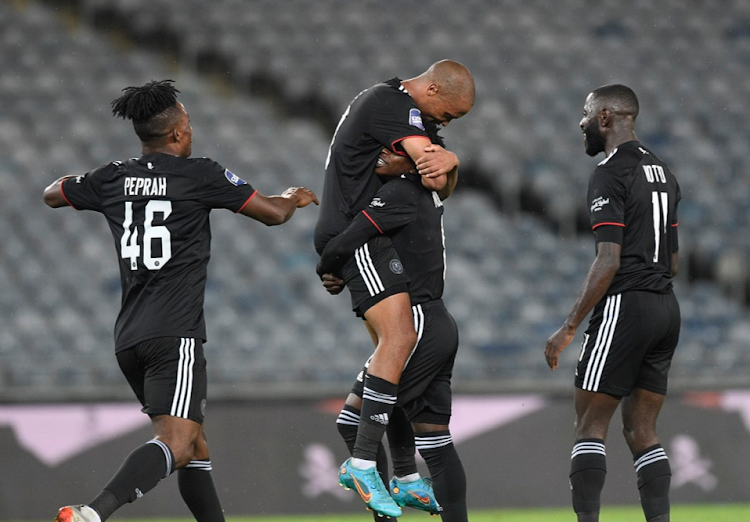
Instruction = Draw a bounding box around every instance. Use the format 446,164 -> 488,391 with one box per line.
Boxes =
389,259 -> 404,274
370,197 -> 385,208
409,108 -> 425,131
590,196 -> 610,213
225,169 -> 247,186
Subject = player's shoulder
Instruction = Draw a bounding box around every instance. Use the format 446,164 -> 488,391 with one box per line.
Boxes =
176,156 -> 231,179
371,78 -> 414,104
594,141 -> 647,176
380,174 -> 427,204
177,155 -> 223,171
84,159 -> 126,180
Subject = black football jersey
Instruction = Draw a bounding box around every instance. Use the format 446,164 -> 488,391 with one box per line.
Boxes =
314,78 -> 430,254
364,173 -> 446,304
587,141 -> 681,294
60,152 -> 257,351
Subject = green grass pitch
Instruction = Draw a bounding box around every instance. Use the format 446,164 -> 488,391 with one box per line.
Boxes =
227,504 -> 750,521
29,503 -> 750,522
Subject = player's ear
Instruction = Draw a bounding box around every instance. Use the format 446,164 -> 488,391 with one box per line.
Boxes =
426,83 -> 439,96
599,108 -> 611,127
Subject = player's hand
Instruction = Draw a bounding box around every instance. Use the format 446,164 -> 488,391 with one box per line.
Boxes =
282,187 -> 319,207
320,273 -> 345,295
416,145 -> 459,179
544,324 -> 576,371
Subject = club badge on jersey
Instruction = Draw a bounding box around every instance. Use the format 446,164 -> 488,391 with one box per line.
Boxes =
409,108 -> 425,131
224,169 -> 247,186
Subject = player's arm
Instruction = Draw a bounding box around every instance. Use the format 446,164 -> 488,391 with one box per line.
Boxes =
43,176 -> 77,208
316,212 -> 382,277
544,241 -> 621,371
423,144 -> 459,200
400,137 -> 459,194
671,251 -> 679,277
239,187 -> 318,226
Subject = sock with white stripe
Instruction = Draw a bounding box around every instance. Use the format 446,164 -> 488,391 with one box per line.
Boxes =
417,430 -> 467,522
178,460 -> 225,522
336,404 -> 361,454
570,439 -> 607,518
353,374 -> 398,462
336,404 -> 395,521
91,440 -> 175,519
634,444 -> 671,521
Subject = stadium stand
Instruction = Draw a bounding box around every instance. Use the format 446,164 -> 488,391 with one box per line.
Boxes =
1,0 -> 750,400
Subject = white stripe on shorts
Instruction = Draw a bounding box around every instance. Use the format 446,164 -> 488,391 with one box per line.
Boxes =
582,294 -> 621,392
170,338 -> 196,419
354,243 -> 385,297
402,304 -> 425,370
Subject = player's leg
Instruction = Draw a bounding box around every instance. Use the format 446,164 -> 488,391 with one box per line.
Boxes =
412,421 -> 465,522
622,388 -> 670,522
339,238 -> 415,467
571,293 -> 641,522
178,427 -> 225,522
570,389 -> 621,522
351,292 -> 415,465
335,239 -> 414,517
336,391 -> 394,522
56,338 -> 216,522
621,290 -> 679,522
399,302 -> 462,519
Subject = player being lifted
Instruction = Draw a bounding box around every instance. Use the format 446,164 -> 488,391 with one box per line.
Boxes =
545,84 -> 681,522
320,126 -> 468,522
314,60 -> 474,518
44,80 -> 318,522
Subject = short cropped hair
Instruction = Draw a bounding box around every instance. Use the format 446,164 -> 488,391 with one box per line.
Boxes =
591,84 -> 639,118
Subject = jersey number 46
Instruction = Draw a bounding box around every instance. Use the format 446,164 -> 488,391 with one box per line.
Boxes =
120,200 -> 172,271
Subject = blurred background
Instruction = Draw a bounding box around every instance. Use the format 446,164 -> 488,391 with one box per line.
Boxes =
1,0 -> 749,406
3,0 -> 750,518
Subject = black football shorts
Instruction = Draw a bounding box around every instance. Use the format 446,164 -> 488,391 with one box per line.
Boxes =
117,337 -> 208,424
352,299 -> 458,424
575,289 -> 680,397
342,235 -> 410,316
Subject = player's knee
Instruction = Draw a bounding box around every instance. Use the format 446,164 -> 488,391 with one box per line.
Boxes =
622,424 -> 657,452
156,435 -> 203,469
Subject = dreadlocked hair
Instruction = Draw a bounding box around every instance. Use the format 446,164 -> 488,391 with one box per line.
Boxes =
111,80 -> 182,141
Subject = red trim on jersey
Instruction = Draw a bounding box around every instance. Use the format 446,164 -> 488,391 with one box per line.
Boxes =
362,210 -> 384,234
59,179 -> 78,210
236,190 -> 258,213
391,135 -> 431,156
592,222 -> 625,230
671,223 -> 678,227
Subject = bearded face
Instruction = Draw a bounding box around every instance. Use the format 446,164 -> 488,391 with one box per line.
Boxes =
582,115 -> 606,157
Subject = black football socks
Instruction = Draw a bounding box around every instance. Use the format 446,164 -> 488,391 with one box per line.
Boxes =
570,439 -> 607,521
634,444 -> 671,521
90,439 -> 174,520
178,460 -> 225,522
